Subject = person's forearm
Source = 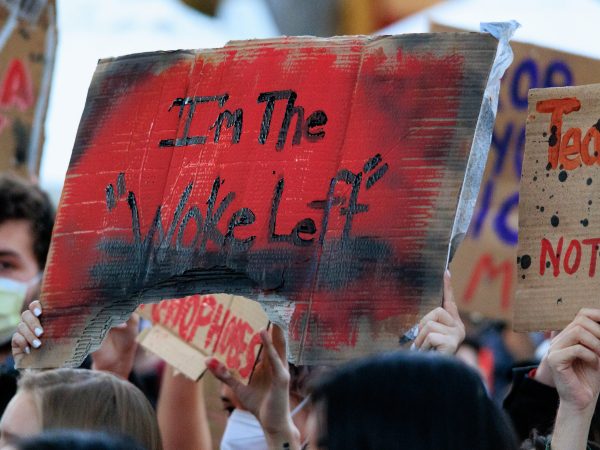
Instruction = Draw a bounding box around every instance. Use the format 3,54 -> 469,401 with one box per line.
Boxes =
550,401 -> 595,450
157,366 -> 212,450
264,423 -> 301,450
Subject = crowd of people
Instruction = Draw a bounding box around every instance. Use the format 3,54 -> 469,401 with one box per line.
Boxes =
1,172 -> 600,450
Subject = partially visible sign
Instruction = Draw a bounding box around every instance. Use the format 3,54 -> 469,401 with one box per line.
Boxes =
516,83 -> 600,330
138,294 -> 268,382
23,33 -> 500,369
433,21 -> 600,321
0,0 -> 56,177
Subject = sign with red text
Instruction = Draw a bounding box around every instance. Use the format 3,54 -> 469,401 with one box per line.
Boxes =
433,21 -> 600,321
0,0 -> 56,177
137,294 -> 269,382
516,84 -> 600,330
24,34 -> 499,369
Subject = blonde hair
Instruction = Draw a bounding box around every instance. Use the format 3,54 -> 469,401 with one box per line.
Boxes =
18,368 -> 162,450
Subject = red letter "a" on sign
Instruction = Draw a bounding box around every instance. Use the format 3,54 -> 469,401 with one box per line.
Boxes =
0,59 -> 33,111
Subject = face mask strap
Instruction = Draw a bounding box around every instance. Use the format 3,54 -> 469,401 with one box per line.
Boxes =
26,272 -> 43,288
291,394 -> 310,417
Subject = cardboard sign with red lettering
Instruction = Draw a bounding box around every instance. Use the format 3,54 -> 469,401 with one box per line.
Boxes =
24,34 -> 500,368
137,294 -> 269,382
433,21 -> 600,321
0,0 -> 56,177
516,84 -> 600,330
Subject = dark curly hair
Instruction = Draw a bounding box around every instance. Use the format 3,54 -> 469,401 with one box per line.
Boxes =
0,173 -> 54,268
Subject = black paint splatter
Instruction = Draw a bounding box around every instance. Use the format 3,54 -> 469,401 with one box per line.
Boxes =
587,178 -> 593,186
546,162 -> 552,171
520,254 -> 532,270
546,261 -> 551,268
558,171 -> 568,182
581,219 -> 589,227
106,184 -> 116,211
551,215 -> 560,227
549,125 -> 558,146
117,173 -> 126,197
540,207 -> 545,212
557,298 -> 563,305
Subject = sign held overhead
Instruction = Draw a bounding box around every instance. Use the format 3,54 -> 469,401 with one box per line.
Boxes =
24,33 -> 506,368
0,0 -> 56,177
517,83 -> 600,331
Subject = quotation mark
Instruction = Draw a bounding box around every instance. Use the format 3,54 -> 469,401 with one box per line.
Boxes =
363,153 -> 388,190
105,172 -> 126,211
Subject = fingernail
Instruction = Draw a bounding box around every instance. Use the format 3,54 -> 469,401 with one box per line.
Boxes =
24,346 -> 30,354
206,358 -> 219,371
32,339 -> 41,348
34,327 -> 43,337
33,308 -> 42,317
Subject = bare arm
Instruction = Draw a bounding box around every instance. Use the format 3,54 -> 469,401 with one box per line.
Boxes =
207,326 -> 301,450
157,365 -> 212,450
542,309 -> 600,450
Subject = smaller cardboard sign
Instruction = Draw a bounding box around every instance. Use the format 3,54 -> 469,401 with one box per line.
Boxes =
0,0 -> 56,176
137,294 -> 269,382
516,83 -> 600,331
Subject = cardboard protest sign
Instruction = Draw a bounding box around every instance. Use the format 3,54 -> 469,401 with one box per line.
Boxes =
0,0 -> 56,177
516,83 -> 600,330
24,33 -> 502,368
137,294 -> 269,382
433,21 -> 600,321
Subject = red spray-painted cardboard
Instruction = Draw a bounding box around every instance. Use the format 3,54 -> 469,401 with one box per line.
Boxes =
24,34 -> 499,367
516,84 -> 600,330
137,294 -> 269,382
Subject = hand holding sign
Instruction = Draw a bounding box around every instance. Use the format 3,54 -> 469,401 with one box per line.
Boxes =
535,309 -> 600,450
414,270 -> 465,354
12,300 -> 139,379
207,325 -> 301,449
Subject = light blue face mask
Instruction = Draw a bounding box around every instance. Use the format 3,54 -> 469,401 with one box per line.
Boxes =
0,274 -> 41,344
220,396 -> 310,450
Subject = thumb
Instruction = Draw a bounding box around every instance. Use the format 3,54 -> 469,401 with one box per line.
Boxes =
442,270 -> 460,320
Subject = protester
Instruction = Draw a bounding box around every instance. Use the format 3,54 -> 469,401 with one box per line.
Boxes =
209,325 -> 518,450
203,270 -> 463,448
505,308 -> 600,449
6,430 -> 147,450
0,368 -> 162,450
0,174 -> 54,415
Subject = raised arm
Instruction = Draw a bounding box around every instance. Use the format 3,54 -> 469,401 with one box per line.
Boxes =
542,309 -> 600,450
207,326 -> 301,450
157,366 -> 212,450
